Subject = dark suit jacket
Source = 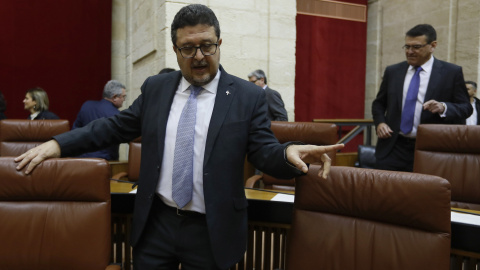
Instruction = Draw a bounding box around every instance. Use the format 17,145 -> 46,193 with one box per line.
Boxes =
473,97 -> 480,125
372,58 -> 472,159
73,99 -> 121,160
54,66 -> 302,269
265,87 -> 288,121
31,110 -> 59,120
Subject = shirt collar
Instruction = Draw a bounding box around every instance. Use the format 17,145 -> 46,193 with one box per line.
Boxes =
409,55 -> 434,73
30,111 -> 40,120
179,69 -> 221,95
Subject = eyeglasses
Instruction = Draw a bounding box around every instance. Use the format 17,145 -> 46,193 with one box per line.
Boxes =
402,44 -> 429,50
249,78 -> 260,83
175,43 -> 219,58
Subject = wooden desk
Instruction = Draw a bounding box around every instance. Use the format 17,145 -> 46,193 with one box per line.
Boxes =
109,182 -> 294,269
110,182 -> 480,270
109,161 -> 128,179
451,207 -> 480,268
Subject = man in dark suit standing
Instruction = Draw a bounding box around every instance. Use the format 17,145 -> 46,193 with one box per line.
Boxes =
465,81 -> 480,125
372,24 -> 472,172
15,4 -> 343,270
248,69 -> 288,121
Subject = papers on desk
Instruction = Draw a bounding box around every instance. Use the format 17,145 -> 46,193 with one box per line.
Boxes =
129,189 -> 137,194
451,211 -> 480,226
270,193 -> 295,203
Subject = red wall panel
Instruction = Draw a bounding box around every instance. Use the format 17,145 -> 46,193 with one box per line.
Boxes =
0,0 -> 111,126
295,7 -> 367,151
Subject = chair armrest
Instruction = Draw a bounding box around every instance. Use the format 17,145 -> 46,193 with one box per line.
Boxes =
111,172 -> 128,180
245,174 -> 263,188
106,265 -> 121,270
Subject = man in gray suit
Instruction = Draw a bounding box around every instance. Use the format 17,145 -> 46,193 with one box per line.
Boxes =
15,4 -> 343,270
248,69 -> 288,121
372,24 -> 472,172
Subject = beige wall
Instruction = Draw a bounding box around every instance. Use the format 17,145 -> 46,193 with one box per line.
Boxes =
111,0 -> 296,159
111,0 -> 296,116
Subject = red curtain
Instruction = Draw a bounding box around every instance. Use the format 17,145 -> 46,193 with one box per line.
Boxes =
0,0 -> 111,126
295,2 -> 367,151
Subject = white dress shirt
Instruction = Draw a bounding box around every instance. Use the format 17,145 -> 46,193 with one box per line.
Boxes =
29,111 -> 39,120
156,70 -> 220,213
467,99 -> 478,125
401,56 -> 434,138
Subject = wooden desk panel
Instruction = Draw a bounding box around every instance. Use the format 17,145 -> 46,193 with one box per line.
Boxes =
110,183 -> 480,270
109,161 -> 128,179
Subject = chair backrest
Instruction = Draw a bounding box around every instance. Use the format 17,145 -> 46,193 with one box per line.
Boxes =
355,144 -> 376,168
287,166 -> 451,270
0,119 -> 70,156
262,121 -> 338,190
127,137 -> 142,182
414,124 -> 480,210
0,157 -> 112,270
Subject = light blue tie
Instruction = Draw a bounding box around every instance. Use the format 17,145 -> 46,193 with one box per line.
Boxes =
172,85 -> 202,209
400,66 -> 422,134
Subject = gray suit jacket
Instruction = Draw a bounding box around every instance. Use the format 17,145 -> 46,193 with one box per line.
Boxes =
372,58 -> 472,159
265,86 -> 288,121
54,66 -> 302,269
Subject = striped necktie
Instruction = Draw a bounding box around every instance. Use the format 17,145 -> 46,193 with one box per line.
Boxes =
172,85 -> 202,208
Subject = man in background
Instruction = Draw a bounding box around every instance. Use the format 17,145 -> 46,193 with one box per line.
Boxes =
72,80 -> 126,160
372,24 -> 472,172
466,80 -> 480,125
248,69 -> 288,121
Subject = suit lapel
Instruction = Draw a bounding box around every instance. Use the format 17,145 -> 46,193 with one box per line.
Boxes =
156,72 -> 182,161
204,66 -> 235,166
420,58 -> 443,123
424,58 -> 442,102
395,62 -> 410,111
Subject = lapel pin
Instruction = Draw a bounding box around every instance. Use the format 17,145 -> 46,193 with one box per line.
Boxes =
226,90 -> 231,95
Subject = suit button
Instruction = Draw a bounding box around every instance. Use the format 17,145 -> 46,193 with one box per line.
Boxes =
157,166 -> 160,171
204,173 -> 208,176
148,194 -> 154,200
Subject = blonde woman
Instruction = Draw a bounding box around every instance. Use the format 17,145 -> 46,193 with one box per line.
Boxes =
23,87 -> 59,120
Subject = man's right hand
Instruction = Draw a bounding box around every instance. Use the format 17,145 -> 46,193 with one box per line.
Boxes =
14,140 -> 61,174
376,123 -> 393,139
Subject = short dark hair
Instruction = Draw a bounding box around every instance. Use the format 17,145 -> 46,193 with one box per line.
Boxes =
466,80 -> 477,89
406,24 -> 437,44
171,4 -> 220,46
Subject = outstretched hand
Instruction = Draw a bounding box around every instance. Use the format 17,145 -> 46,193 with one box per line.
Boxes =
286,143 -> 344,179
14,140 -> 61,174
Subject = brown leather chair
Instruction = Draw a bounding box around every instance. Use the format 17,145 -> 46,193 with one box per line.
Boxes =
0,157 -> 120,270
111,137 -> 141,182
0,119 -> 70,156
245,121 -> 337,191
286,166 -> 451,270
414,124 -> 480,210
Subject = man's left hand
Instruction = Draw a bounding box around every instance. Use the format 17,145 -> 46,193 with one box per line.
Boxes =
286,144 -> 344,179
